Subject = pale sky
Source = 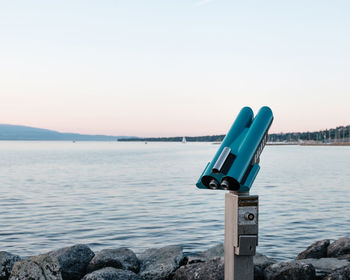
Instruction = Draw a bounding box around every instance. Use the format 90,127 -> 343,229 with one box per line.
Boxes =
1,0 -> 349,137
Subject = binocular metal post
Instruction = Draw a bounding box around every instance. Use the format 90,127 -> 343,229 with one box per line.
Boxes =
195,106 -> 272,278
225,191 -> 258,280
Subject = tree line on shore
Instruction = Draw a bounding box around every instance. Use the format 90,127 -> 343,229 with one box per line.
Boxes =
119,125 -> 350,143
269,125 -> 350,143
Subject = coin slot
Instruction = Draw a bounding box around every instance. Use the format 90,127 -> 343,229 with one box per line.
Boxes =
244,212 -> 255,221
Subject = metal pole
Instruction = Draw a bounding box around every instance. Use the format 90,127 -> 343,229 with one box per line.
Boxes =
225,192 -> 258,280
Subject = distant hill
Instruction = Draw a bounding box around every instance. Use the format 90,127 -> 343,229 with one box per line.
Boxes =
0,124 -> 134,141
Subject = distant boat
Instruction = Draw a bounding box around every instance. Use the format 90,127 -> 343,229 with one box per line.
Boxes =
182,137 -> 186,144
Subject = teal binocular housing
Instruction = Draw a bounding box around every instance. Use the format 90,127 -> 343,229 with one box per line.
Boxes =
196,106 -> 273,192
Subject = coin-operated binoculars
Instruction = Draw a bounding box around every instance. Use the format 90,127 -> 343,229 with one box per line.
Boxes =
196,106 -> 273,280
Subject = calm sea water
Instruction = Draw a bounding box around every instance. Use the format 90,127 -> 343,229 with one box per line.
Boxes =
0,141 -> 349,261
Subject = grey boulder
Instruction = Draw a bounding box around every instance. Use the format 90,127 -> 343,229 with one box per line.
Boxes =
254,252 -> 276,270
328,238 -> 350,258
264,260 -> 316,280
297,258 -> 350,278
0,251 -> 21,280
173,258 -> 224,280
48,244 -> 95,280
296,239 -> 330,260
185,243 -> 274,266
138,245 -> 184,280
322,265 -> 350,280
87,248 -> 139,273
173,252 -> 273,280
82,267 -> 141,280
181,243 -> 273,280
337,254 -> 350,262
254,266 -> 265,280
254,253 -> 276,280
9,254 -> 62,280
186,244 -> 224,264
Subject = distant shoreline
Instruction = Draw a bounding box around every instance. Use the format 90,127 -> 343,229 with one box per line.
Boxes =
267,142 -> 350,146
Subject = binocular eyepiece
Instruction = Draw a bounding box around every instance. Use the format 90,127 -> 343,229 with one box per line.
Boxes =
196,106 -> 273,192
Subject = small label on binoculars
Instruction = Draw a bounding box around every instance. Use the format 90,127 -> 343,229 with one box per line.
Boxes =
238,197 -> 258,207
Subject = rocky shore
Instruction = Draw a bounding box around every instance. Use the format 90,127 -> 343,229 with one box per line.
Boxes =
1,237 -> 349,280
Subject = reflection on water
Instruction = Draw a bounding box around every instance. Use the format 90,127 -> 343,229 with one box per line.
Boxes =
0,142 -> 349,260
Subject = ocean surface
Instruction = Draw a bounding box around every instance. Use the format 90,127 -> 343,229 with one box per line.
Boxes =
0,141 -> 349,261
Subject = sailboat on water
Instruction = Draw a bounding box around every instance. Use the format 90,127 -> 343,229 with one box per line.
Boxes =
182,137 -> 186,144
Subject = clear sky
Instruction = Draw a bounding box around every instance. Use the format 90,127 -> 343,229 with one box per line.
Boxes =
1,0 -> 349,137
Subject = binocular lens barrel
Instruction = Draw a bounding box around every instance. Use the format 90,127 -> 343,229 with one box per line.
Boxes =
209,179 -> 219,189
221,179 -> 230,190
221,178 -> 240,191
